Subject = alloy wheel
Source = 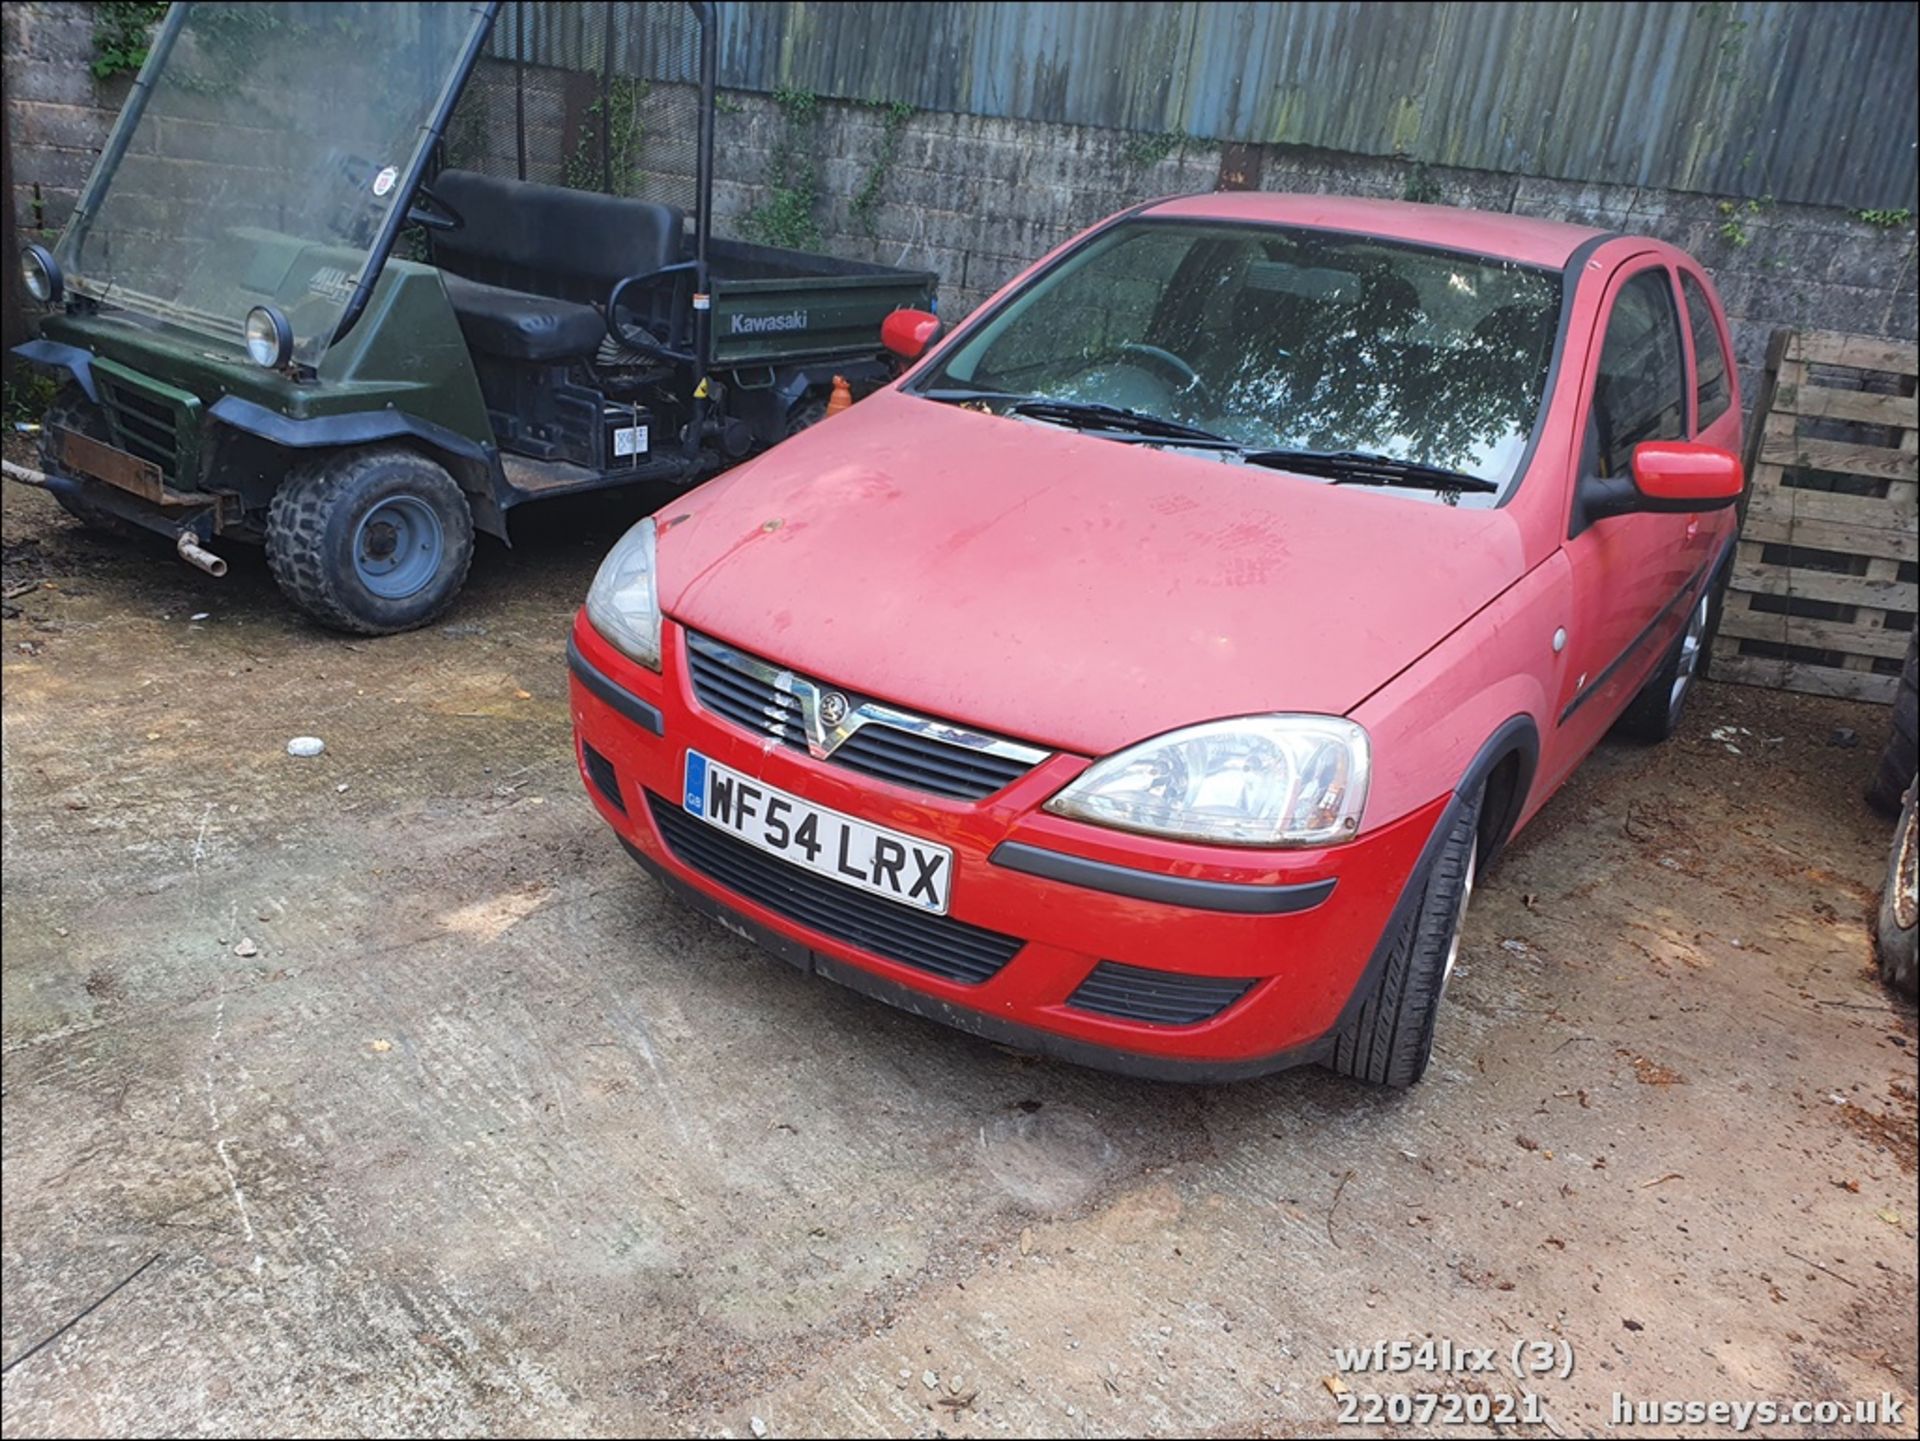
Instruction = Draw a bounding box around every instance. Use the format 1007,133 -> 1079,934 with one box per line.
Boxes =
1440,837 -> 1479,993
1667,590 -> 1712,729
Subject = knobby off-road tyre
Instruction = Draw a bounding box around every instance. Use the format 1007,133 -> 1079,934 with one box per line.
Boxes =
38,387 -> 130,535
782,393 -> 830,439
1326,792 -> 1482,1088
1866,635 -> 1918,817
1877,783 -> 1918,999
1615,573 -> 1720,743
267,446 -> 474,635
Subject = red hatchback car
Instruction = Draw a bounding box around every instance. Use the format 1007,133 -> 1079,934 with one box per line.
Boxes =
567,193 -> 1744,1086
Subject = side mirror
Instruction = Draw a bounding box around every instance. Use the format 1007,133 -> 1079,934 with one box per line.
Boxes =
881,307 -> 941,362
1630,441 -> 1744,509
1575,440 -> 1743,530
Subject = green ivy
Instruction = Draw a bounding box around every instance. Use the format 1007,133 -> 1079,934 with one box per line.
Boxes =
1716,194 -> 1772,249
1120,129 -> 1187,171
564,76 -> 649,194
850,99 -> 913,239
1853,207 -> 1914,230
2,371 -> 59,428
91,1 -> 169,81
743,87 -> 823,250
1401,162 -> 1442,204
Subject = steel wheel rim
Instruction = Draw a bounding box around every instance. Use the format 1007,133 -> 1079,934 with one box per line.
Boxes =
1440,838 -> 1479,992
353,495 -> 443,600
1668,591 -> 1711,726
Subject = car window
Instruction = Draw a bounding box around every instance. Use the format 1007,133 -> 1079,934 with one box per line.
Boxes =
961,227 -> 1201,381
1588,269 -> 1687,476
920,220 -> 1563,498
1680,272 -> 1733,429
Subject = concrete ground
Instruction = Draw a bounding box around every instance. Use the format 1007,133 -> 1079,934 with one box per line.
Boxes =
2,473 -> 1915,1439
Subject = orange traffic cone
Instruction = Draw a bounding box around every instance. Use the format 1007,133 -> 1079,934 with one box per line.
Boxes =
825,375 -> 853,417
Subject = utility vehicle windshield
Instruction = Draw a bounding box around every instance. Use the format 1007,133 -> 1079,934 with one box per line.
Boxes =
917,221 -> 1563,502
52,1 -> 489,367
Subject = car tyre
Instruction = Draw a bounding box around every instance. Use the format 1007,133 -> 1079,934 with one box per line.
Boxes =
1877,782 -> 1918,999
1326,791 -> 1481,1088
39,387 -> 131,535
1866,636 -> 1918,817
267,446 -> 474,635
1615,574 -> 1720,743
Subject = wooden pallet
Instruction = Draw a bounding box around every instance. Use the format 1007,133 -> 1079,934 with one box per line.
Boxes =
1712,328 -> 1919,704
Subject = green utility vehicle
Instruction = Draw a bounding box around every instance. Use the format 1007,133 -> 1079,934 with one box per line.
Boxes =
14,1 -> 938,632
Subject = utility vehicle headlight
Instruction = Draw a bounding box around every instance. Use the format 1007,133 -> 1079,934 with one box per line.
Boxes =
244,305 -> 293,368
1044,715 -> 1370,846
585,516 -> 661,669
21,244 -> 61,304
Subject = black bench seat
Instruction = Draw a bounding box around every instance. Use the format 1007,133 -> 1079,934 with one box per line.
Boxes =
439,274 -> 606,362
429,169 -> 686,363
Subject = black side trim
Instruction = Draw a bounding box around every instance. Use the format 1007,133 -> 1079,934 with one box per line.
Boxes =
567,635 -> 664,735
1559,558 -> 1709,724
11,339 -> 98,403
208,394 -> 492,462
1471,714 -> 1541,868
989,840 -> 1336,914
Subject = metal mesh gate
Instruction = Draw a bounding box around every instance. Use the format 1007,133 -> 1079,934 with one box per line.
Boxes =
445,1 -> 715,214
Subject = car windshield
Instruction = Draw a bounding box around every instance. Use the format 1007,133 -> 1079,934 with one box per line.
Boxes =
51,1 -> 489,368
918,220 -> 1563,501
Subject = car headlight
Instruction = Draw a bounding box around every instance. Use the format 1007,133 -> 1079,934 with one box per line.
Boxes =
1044,715 -> 1370,846
244,305 -> 293,368
21,244 -> 62,304
585,516 -> 662,669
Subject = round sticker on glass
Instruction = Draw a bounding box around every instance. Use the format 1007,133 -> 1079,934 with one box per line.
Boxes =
372,165 -> 399,197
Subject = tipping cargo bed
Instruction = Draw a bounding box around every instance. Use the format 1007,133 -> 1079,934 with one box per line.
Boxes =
707,238 -> 937,368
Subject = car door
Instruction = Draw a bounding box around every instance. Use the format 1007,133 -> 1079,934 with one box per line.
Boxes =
1545,260 -> 1697,785
1675,265 -> 1744,573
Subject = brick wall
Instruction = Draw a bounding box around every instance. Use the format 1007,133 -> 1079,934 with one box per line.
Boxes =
7,0 -> 1916,407
2,2 -> 129,244
719,93 -> 1918,407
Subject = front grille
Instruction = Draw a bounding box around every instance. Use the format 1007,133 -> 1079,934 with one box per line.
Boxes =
683,631 -> 1048,802
1066,962 -> 1255,1026
648,791 -> 1023,985
95,374 -> 182,481
685,638 -> 807,747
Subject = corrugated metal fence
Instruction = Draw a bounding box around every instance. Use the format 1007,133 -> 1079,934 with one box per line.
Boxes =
494,0 -> 1918,210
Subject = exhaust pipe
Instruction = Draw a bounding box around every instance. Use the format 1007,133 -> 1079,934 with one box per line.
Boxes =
1,458 -> 51,487
176,531 -> 227,578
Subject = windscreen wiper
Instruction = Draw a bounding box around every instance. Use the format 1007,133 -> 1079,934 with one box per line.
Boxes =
919,388 -> 1235,448
1007,397 -> 1237,447
1239,448 -> 1500,494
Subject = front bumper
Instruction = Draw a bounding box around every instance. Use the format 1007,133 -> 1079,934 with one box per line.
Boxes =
569,615 -> 1447,1080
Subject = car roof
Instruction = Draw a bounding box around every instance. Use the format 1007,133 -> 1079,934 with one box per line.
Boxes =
1139,192 -> 1611,268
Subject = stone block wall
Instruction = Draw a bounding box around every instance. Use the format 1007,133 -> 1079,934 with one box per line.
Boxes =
7,1 -> 1916,407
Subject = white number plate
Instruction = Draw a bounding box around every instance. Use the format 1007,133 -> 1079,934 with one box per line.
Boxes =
683,752 -> 952,914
